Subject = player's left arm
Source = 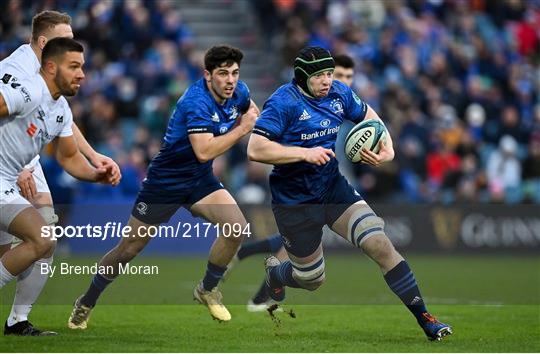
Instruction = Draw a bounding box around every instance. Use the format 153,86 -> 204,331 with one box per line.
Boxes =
189,101 -> 259,162
247,99 -> 260,115
71,123 -> 122,182
345,86 -> 394,165
361,105 -> 395,165
53,135 -> 120,185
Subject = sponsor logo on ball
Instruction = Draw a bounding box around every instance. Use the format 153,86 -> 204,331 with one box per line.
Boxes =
347,130 -> 372,159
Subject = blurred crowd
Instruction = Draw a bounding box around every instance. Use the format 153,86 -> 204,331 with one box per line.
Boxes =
1,0 -> 200,205
1,0 -> 539,205
254,0 -> 540,203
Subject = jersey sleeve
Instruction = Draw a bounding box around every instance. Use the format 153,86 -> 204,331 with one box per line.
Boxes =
237,81 -> 251,114
185,97 -> 214,135
345,88 -> 368,124
58,101 -> 74,137
253,95 -> 288,141
0,79 -> 40,118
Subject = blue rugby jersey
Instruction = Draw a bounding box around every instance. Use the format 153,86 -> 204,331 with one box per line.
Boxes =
253,80 -> 367,204
144,78 -> 250,190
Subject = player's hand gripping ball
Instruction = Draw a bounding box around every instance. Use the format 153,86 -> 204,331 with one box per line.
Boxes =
344,119 -> 387,163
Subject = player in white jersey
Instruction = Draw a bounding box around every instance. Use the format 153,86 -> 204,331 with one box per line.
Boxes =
0,35 -> 119,314
0,39 -> 118,334
0,11 -> 120,336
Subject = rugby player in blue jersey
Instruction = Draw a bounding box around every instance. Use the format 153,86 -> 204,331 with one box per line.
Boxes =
224,54 -> 359,312
247,46 -> 452,341
68,45 -> 260,328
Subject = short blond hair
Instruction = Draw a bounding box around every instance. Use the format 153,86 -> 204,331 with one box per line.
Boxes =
31,10 -> 71,43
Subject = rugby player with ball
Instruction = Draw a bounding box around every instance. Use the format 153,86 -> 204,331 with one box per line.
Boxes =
248,46 -> 452,341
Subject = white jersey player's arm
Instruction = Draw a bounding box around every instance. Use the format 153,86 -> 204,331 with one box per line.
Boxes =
0,80 -> 40,118
0,92 -> 9,117
72,123 -> 96,158
53,135 -> 120,185
70,122 -> 121,180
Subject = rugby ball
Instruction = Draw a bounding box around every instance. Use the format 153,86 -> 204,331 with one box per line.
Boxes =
344,119 -> 387,163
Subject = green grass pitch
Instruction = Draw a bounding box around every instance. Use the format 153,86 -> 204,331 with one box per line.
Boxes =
1,254 -> 538,352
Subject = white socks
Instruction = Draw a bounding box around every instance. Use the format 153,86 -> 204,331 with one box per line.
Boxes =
6,256 -> 53,327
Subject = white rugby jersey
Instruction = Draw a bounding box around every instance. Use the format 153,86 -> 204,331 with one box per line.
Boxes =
0,44 -> 40,85
0,74 -> 73,182
1,44 -> 43,168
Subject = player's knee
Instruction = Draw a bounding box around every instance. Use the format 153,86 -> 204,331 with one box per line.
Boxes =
297,272 -> 326,291
292,257 -> 326,291
41,239 -> 56,258
33,206 -> 58,257
219,220 -> 249,244
347,208 -> 386,248
229,233 -> 245,245
363,234 -> 396,262
32,237 -> 55,259
219,227 -> 245,246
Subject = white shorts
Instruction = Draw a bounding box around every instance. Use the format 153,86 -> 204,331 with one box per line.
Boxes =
0,177 -> 32,244
25,155 -> 50,194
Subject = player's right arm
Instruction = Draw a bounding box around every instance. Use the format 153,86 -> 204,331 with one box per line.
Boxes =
1,80 -> 41,199
247,134 -> 334,166
189,102 -> 259,163
53,135 -> 120,185
70,123 -> 121,182
247,94 -> 334,166
0,77 -> 41,118
0,93 -> 9,117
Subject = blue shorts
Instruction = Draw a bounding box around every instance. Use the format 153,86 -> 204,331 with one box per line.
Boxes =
272,173 -> 362,258
131,173 -> 224,224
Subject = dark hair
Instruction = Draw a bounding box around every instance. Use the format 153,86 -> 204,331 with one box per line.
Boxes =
31,10 -> 71,43
204,45 -> 243,72
41,37 -> 84,67
333,54 -> 355,69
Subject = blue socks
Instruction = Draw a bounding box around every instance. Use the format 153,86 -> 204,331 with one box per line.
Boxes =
81,274 -> 113,307
384,261 -> 428,322
237,234 -> 283,260
269,261 -> 301,288
202,261 -> 227,291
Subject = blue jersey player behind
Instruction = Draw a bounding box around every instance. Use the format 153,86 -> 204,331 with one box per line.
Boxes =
68,45 -> 260,328
247,46 -> 452,341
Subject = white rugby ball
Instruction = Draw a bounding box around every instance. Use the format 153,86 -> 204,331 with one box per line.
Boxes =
344,119 -> 387,163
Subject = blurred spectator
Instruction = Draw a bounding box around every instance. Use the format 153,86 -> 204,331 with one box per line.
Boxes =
426,143 -> 461,189
443,153 -> 487,203
522,133 -> 540,203
486,135 -> 522,202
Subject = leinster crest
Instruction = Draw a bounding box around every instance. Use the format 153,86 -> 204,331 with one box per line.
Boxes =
330,99 -> 344,114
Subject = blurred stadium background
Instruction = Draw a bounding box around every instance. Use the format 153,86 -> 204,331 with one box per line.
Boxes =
0,0 -> 539,351
1,0 -> 538,253
1,0 -> 539,206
